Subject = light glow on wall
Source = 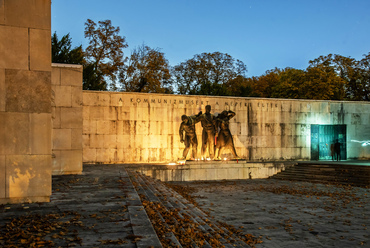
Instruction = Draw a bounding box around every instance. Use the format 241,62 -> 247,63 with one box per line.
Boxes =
351,140 -> 370,147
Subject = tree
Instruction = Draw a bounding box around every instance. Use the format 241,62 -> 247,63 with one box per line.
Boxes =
172,58 -> 199,95
224,75 -> 253,97
84,19 -> 128,91
355,53 -> 370,101
173,52 -> 247,95
251,68 -> 280,98
305,56 -> 346,100
270,68 -> 306,99
248,62 -> 346,100
51,32 -> 84,64
332,53 -> 370,101
120,44 -> 172,93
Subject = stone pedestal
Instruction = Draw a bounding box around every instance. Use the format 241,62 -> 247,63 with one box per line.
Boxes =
125,160 -> 291,182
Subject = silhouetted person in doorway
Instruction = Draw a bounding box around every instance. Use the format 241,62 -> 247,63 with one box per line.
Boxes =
330,142 -> 335,161
334,139 -> 341,161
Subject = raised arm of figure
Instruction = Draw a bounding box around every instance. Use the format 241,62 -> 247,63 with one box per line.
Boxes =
227,110 -> 236,120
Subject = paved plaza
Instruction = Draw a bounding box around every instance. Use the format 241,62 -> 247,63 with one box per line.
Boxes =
174,179 -> 369,247
0,164 -> 369,247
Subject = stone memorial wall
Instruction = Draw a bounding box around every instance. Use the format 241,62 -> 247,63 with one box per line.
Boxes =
82,92 -> 370,163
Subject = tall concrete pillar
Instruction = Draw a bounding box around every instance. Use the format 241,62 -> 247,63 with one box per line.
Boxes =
0,0 -> 52,204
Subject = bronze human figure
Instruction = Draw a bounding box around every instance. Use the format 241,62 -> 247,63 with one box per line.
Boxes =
199,105 -> 216,159
179,112 -> 201,160
214,110 -> 239,160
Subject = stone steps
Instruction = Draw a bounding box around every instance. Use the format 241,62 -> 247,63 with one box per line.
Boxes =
127,170 -> 253,248
270,163 -> 370,187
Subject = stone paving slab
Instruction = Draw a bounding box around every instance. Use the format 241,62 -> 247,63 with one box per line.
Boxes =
170,179 -> 370,247
1,163 -> 369,247
0,164 -> 161,248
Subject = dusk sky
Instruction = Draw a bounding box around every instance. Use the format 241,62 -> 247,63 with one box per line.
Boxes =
51,0 -> 370,77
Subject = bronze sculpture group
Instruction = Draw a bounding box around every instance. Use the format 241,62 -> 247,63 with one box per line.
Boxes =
179,105 -> 239,160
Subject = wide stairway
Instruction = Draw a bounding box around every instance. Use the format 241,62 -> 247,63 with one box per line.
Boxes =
127,169 -> 261,248
270,162 -> 370,187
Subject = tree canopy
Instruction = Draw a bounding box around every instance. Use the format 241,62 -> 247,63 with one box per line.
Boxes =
120,44 -> 172,93
52,19 -> 370,101
83,19 -> 128,91
51,32 -> 84,65
173,52 -> 247,96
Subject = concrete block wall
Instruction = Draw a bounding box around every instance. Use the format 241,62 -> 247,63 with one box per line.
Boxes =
82,92 -> 370,163
342,102 -> 370,159
0,0 -> 52,204
51,64 -> 83,174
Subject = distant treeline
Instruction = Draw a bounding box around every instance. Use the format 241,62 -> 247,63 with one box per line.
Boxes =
52,19 -> 369,101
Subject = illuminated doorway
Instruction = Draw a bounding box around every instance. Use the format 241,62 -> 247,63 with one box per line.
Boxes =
311,125 -> 346,160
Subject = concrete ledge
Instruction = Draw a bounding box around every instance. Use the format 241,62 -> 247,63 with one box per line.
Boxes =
128,206 -> 162,248
124,161 -> 296,181
52,63 -> 83,69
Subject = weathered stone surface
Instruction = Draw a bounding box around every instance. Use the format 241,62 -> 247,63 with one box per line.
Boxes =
6,154 -> 51,198
54,86 -> 71,107
71,128 -> 82,150
51,105 -> 61,128
60,107 -> 82,128
71,86 -> 82,107
0,0 -> 4,25
1,0 -> 52,205
51,66 -> 61,85
4,0 -> 50,29
0,155 -> 5,198
89,106 -> 104,120
83,92 -> 370,163
134,161 -> 288,181
0,112 -> 29,155
52,129 -> 71,150
0,26 -> 28,70
52,150 -> 82,175
83,92 -> 99,106
61,66 -> 83,86
84,92 -> 110,106
51,65 -> 83,175
83,148 -> 96,163
82,105 -> 90,121
5,69 -> 51,113
0,68 -> 4,111
30,28 -> 51,71
29,113 -> 51,155
51,150 -> 61,173
103,134 -> 117,148
96,120 -> 110,135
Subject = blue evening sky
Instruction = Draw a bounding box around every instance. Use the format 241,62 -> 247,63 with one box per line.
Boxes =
51,0 -> 370,77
